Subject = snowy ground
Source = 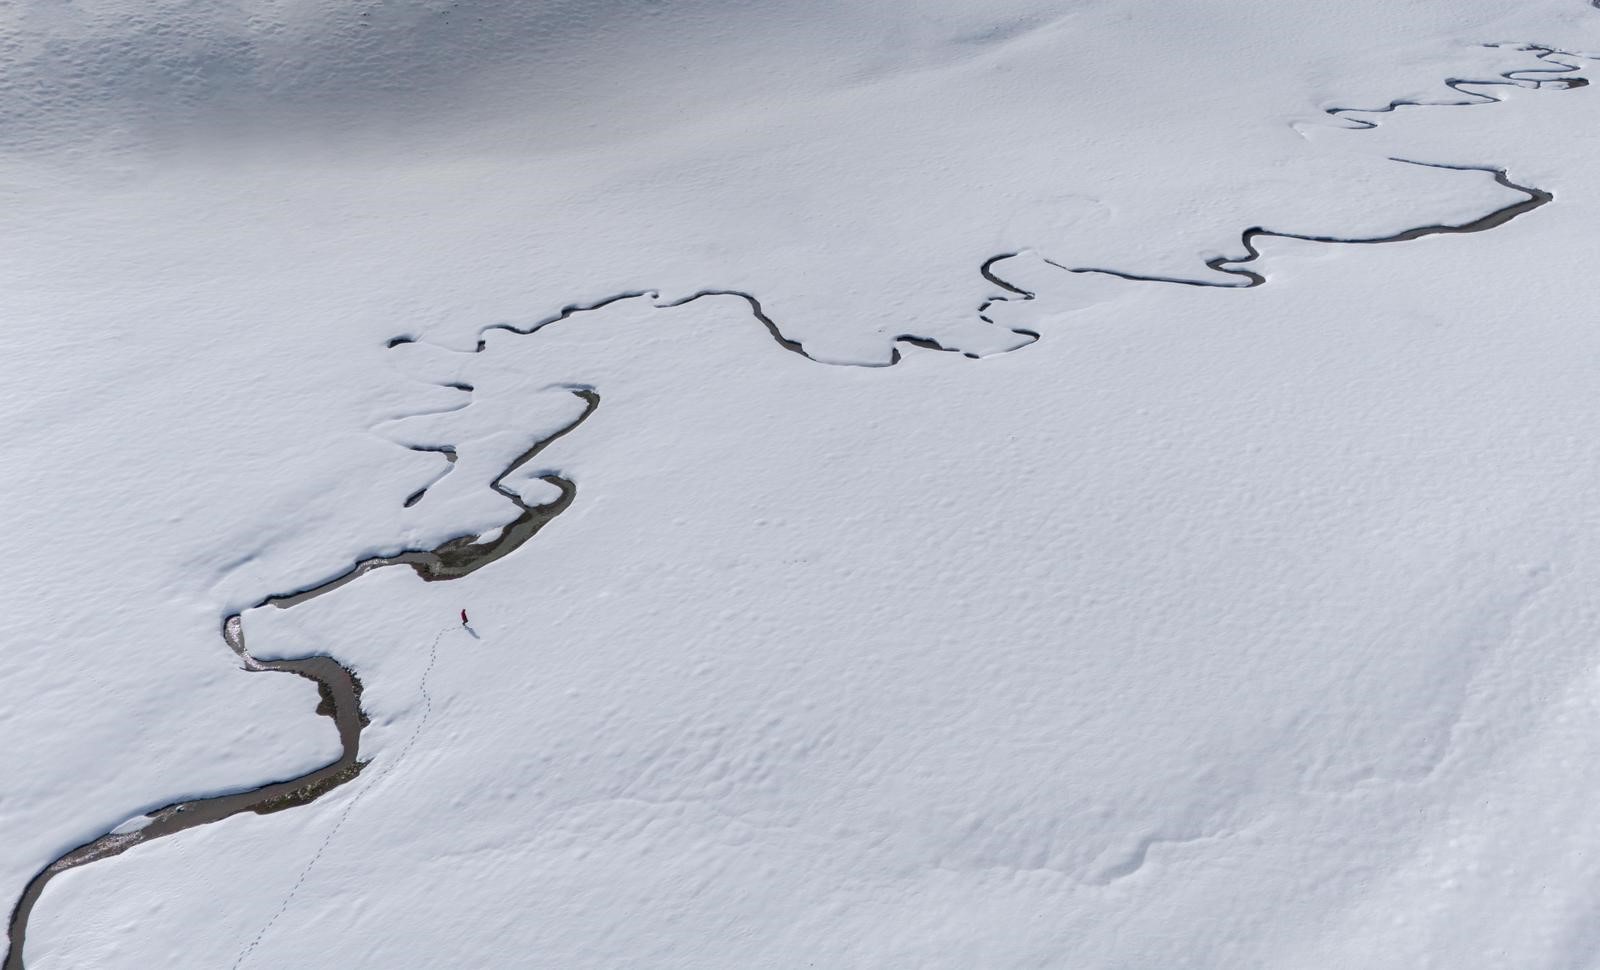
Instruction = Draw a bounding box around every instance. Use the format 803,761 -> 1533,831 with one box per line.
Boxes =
7,0 -> 1600,967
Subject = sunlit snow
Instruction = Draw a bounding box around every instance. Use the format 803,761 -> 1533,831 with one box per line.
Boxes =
6,1 -> 1600,967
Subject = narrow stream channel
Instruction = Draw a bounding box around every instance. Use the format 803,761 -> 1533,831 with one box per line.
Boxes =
2,389 -> 600,970
1045,163 -> 1554,289
3,42 -> 1589,968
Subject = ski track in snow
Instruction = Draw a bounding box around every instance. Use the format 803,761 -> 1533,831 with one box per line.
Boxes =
231,625 -> 449,970
4,39 -> 1594,970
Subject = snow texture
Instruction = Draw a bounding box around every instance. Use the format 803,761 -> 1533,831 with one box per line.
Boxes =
7,0 -> 1600,967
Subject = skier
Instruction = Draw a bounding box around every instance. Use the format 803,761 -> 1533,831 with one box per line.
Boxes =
460,608 -> 469,627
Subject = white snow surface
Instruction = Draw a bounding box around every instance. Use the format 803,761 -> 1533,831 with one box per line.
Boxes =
8,0 -> 1600,967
